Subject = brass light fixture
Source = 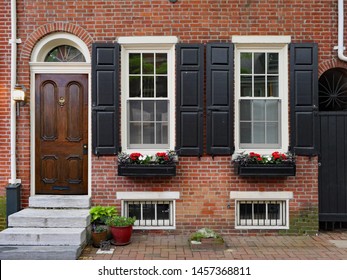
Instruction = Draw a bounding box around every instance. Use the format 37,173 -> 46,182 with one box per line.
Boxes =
13,84 -> 27,116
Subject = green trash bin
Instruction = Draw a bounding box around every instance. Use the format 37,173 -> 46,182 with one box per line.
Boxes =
6,183 -> 21,225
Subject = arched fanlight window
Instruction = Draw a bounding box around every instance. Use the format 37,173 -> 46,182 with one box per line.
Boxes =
44,45 -> 86,62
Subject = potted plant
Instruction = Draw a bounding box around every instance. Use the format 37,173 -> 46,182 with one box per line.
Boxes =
89,206 -> 117,245
91,225 -> 108,248
117,150 -> 178,177
233,151 -> 296,177
105,216 -> 136,245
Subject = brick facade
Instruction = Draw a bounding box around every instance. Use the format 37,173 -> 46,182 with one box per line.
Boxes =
1,0 -> 346,234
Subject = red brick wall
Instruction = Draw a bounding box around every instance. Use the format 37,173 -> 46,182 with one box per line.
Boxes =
2,0 -> 346,234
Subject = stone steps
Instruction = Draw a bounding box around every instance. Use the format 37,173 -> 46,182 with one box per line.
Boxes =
0,195 -> 91,260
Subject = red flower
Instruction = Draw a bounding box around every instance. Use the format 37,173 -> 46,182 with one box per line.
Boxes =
156,152 -> 167,158
130,153 -> 142,161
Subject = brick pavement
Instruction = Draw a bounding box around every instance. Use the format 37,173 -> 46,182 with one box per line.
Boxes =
79,230 -> 347,260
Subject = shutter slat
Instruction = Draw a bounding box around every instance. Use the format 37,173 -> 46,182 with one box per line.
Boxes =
206,43 -> 234,155
290,43 -> 318,156
92,43 -> 119,155
176,44 -> 204,156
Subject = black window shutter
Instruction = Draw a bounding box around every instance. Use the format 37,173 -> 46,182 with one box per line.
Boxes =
206,43 -> 234,155
92,43 -> 120,155
176,44 -> 204,156
290,43 -> 318,156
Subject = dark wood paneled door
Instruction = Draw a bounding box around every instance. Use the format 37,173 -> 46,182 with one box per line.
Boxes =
35,74 -> 88,195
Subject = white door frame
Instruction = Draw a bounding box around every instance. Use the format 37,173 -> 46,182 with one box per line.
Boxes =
29,33 -> 92,196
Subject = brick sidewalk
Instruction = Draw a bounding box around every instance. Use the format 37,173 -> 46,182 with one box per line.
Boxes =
79,231 -> 347,260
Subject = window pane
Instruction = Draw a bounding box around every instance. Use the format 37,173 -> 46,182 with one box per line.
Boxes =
157,203 -> 170,220
268,203 -> 280,220
241,76 -> 252,97
156,123 -> 168,144
130,123 -> 141,144
156,76 -> 167,97
254,203 -> 266,220
143,76 -> 154,97
254,53 -> 265,74
129,101 -> 141,121
254,76 -> 265,97
156,53 -> 167,74
240,122 -> 252,143
156,101 -> 168,121
143,204 -> 155,220
129,53 -> 141,74
240,100 -> 251,121
268,76 -> 279,97
128,203 -> 141,220
143,53 -> 154,74
241,53 -> 252,74
143,101 -> 154,121
266,123 -> 279,144
266,101 -> 279,121
240,203 -> 252,219
143,123 -> 155,144
129,76 -> 141,97
267,53 -> 279,74
253,100 -> 265,121
253,122 -> 265,143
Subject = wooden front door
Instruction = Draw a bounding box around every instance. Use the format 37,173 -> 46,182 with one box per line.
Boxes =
35,74 -> 88,195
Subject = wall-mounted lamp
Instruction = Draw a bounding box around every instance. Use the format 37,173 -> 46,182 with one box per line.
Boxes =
169,0 -> 178,3
13,84 -> 27,116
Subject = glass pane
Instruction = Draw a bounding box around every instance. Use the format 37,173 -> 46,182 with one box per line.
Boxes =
240,203 -> 252,219
157,203 -> 170,220
143,123 -> 155,144
143,101 -> 154,121
268,76 -> 279,97
128,203 -> 141,220
253,122 -> 265,143
129,76 -> 141,97
143,53 -> 154,74
129,101 -> 141,121
45,45 -> 85,62
129,53 -> 141,74
268,203 -> 280,220
253,100 -> 265,121
266,101 -> 279,121
254,203 -> 266,220
266,122 -> 279,144
240,122 -> 252,143
130,123 -> 141,144
254,76 -> 265,97
156,101 -> 168,121
267,53 -> 279,74
156,53 -> 167,74
240,100 -> 251,121
143,204 -> 155,220
240,53 -> 252,74
254,53 -> 265,74
143,76 -> 154,97
241,76 -> 252,97
156,76 -> 167,97
156,123 -> 168,144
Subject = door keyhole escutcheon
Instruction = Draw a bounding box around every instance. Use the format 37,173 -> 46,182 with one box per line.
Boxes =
58,96 -> 65,107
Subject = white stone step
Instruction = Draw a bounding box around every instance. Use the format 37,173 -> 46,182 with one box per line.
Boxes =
29,195 -> 91,209
8,209 -> 91,228
0,245 -> 84,260
0,228 -> 86,246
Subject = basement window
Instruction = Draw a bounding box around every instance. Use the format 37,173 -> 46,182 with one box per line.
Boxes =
117,191 -> 179,230
230,191 -> 293,229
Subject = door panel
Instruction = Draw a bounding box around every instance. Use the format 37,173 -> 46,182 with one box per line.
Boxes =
35,74 -> 88,195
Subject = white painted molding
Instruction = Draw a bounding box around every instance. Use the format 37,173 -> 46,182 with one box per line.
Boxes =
232,35 -> 291,44
117,36 -> 179,45
117,191 -> 180,200
230,191 -> 294,200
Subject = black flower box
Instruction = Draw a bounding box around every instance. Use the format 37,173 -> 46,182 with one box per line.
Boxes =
118,164 -> 176,177
235,163 -> 296,177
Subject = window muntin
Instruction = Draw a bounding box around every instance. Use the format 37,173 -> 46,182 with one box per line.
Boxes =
123,201 -> 174,228
239,51 -> 281,149
237,200 -> 286,227
44,45 -> 85,62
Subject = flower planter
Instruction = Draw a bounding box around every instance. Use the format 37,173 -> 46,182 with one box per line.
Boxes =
118,164 -> 176,177
91,231 -> 108,248
236,163 -> 296,177
109,225 -> 133,246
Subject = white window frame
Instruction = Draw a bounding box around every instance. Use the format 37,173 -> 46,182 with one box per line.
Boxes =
119,36 -> 178,154
232,36 -> 291,155
117,191 -> 180,230
230,191 -> 293,230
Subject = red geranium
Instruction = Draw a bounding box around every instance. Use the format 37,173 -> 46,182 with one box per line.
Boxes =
130,153 -> 142,161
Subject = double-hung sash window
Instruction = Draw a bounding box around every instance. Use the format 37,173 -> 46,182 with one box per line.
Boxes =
234,37 -> 290,153
120,37 -> 177,152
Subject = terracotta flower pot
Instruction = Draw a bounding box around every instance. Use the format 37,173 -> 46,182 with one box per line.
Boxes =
91,230 -> 108,248
109,225 -> 133,245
